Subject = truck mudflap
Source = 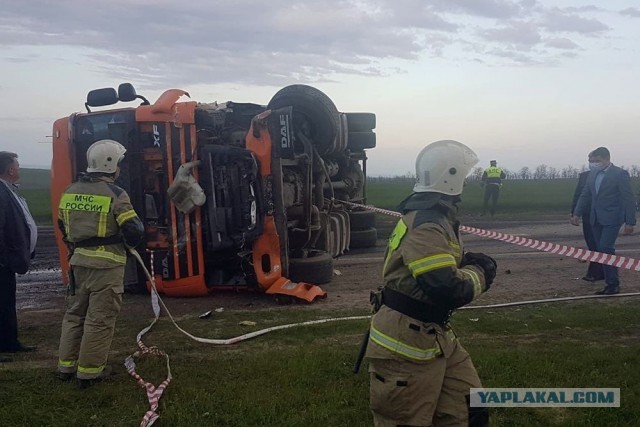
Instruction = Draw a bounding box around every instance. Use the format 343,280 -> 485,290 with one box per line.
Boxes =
265,277 -> 327,303
251,215 -> 326,303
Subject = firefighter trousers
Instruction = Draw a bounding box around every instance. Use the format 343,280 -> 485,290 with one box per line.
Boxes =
369,333 -> 488,427
57,265 -> 124,379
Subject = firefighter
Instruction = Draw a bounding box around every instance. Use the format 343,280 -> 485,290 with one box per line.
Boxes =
56,139 -> 144,388
481,160 -> 506,216
365,140 -> 495,426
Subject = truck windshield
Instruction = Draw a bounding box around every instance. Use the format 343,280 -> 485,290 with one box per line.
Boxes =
73,110 -> 136,173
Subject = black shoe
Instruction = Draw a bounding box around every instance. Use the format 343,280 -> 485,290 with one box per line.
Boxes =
57,371 -> 75,382
582,276 -> 598,282
595,287 -> 620,295
3,343 -> 37,353
77,365 -> 113,389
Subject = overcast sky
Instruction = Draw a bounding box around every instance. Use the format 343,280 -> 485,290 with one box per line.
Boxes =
1,0 -> 638,175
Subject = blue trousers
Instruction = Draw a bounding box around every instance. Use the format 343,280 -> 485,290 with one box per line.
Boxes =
582,217 -> 604,279
591,222 -> 621,287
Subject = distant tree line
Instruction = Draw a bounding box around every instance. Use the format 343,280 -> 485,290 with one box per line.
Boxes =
369,165 -> 640,182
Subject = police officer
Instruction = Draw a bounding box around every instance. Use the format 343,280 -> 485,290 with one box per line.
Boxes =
56,139 -> 144,388
366,140 -> 495,426
481,160 -> 506,216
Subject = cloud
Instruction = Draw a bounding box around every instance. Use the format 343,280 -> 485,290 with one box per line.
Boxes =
480,21 -> 542,47
0,1 -> 621,87
563,5 -> 602,13
544,37 -> 580,50
541,8 -> 610,34
620,7 -> 640,18
430,0 -> 523,19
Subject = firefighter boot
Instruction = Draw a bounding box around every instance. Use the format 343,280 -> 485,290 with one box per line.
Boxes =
78,365 -> 113,389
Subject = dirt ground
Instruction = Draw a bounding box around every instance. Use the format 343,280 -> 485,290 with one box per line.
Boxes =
15,215 -> 640,329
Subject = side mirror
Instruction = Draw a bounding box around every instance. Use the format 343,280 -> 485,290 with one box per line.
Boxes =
118,83 -> 137,102
86,88 -> 118,112
118,82 -> 150,106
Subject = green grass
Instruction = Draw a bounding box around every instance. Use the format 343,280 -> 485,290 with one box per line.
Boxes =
2,300 -> 639,426
16,169 -> 53,225
19,189 -> 52,224
17,168 -> 51,190
367,177 -> 640,217
18,168 -> 640,224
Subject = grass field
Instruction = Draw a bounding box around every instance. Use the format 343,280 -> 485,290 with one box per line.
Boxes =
17,168 -> 640,225
367,177 -> 640,217
6,170 -> 640,425
1,300 -> 638,426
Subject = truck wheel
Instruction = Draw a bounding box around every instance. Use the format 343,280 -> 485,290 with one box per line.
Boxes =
349,210 -> 376,231
288,250 -> 334,285
346,112 -> 376,132
268,85 -> 340,156
347,131 -> 376,150
349,227 -> 378,249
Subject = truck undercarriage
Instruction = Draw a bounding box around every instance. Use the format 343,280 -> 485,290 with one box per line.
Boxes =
51,84 -> 377,301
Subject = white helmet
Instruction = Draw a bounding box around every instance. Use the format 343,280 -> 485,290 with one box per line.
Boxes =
413,140 -> 479,195
86,139 -> 126,173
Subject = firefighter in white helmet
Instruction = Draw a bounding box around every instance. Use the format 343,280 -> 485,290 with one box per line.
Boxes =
365,140 -> 495,426
56,139 -> 144,388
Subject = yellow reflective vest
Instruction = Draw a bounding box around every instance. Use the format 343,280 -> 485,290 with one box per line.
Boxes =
483,166 -> 504,185
58,176 -> 139,268
366,206 -> 487,363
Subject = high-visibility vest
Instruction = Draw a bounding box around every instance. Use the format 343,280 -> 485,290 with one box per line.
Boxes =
59,177 -> 139,268
366,207 -> 487,362
485,166 -> 503,179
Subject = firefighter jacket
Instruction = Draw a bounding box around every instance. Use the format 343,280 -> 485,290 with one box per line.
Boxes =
481,166 -> 505,185
58,174 -> 143,269
366,194 -> 488,363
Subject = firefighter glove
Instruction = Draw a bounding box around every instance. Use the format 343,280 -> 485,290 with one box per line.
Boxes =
462,252 -> 497,286
369,287 -> 384,313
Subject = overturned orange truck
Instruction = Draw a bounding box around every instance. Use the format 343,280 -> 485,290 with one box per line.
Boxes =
51,84 -> 377,302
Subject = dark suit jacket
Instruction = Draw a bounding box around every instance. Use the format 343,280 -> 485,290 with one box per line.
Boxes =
574,164 -> 637,227
571,171 -> 591,217
0,181 -> 31,274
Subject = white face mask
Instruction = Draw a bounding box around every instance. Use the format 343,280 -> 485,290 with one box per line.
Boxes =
589,162 -> 604,172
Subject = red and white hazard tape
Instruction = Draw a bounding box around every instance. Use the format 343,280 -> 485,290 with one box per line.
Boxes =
122,202 -> 636,424
125,249 -> 172,427
124,346 -> 171,427
344,202 -> 640,271
126,249 -> 370,424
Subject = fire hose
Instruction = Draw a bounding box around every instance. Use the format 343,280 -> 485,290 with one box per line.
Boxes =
126,203 -> 639,425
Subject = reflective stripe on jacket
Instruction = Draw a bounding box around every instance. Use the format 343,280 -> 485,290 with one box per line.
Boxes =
367,205 -> 486,362
58,176 -> 139,268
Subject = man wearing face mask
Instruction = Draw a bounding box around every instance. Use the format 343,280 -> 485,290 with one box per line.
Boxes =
365,140 -> 495,426
571,147 -> 636,295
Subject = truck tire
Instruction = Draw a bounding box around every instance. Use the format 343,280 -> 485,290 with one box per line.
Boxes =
347,131 -> 376,150
268,85 -> 340,156
288,250 -> 334,285
346,112 -> 376,132
349,210 -> 376,231
349,227 -> 378,249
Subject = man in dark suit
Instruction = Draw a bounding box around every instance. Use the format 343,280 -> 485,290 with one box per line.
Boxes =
571,147 -> 636,295
0,152 -> 37,360
571,170 -> 604,282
